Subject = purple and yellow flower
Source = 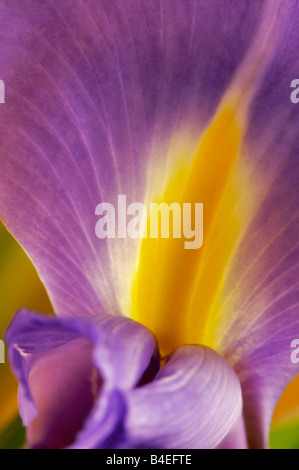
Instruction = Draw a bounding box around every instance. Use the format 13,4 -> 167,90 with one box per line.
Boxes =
0,0 -> 298,449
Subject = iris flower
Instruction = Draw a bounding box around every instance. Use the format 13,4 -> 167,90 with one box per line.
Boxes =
0,0 -> 299,449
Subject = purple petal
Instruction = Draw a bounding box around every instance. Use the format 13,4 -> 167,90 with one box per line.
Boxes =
5,309 -> 158,448
216,16 -> 299,445
217,415 -> 248,449
216,201 -> 299,447
6,310 -> 242,449
0,0 -> 274,317
124,345 -> 242,449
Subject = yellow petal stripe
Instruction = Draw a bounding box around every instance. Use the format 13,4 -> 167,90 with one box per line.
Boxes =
131,104 -> 253,356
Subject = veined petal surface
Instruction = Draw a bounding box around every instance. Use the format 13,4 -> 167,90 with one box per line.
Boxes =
0,0 -> 280,317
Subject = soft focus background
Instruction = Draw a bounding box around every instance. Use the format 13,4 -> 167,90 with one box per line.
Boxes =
0,221 -> 298,449
0,222 -> 53,448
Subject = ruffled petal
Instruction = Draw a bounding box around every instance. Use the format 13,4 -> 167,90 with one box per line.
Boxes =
5,309 -> 158,448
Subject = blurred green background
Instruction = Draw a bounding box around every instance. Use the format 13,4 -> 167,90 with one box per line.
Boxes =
0,222 -> 53,447
0,221 -> 298,449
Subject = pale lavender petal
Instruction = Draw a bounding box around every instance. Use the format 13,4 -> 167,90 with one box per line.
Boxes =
124,345 -> 242,449
217,415 -> 248,449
